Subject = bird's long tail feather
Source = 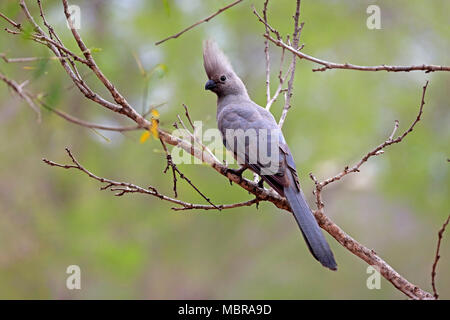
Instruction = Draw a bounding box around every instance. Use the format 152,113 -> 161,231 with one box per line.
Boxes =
284,184 -> 337,270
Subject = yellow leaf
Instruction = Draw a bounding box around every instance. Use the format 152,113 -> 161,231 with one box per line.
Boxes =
150,118 -> 159,139
151,109 -> 160,118
140,130 -> 150,144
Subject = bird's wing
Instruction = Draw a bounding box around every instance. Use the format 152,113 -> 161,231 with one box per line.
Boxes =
218,102 -> 298,195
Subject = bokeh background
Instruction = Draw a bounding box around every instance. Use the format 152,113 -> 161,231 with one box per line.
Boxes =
0,0 -> 448,299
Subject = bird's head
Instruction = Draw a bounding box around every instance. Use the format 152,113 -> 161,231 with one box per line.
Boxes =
203,40 -> 248,98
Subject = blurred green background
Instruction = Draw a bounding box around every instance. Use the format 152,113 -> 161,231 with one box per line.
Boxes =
0,0 -> 448,299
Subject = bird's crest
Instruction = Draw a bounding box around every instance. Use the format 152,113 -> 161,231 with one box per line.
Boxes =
203,40 -> 234,79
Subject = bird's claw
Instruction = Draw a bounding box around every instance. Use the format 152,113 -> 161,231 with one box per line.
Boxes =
226,166 -> 247,177
226,166 -> 247,185
257,178 -> 264,188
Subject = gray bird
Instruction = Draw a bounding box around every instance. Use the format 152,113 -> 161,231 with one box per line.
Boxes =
203,40 -> 337,270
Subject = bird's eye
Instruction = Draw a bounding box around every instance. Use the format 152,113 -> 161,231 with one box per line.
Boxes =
220,75 -> 226,82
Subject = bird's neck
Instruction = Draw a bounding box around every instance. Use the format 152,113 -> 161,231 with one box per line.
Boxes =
217,92 -> 250,111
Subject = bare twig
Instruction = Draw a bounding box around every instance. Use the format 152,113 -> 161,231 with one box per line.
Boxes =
36,98 -> 140,132
316,81 -> 428,189
251,5 -> 280,40
253,4 -> 292,111
0,53 -> 63,63
61,0 -> 146,125
159,138 -> 178,197
172,198 -> 260,211
262,0 -> 271,105
278,0 -> 303,128
308,82 -> 432,299
177,107 -> 220,164
265,34 -> 450,73
265,66 -> 291,110
160,136 -> 219,209
0,71 -> 41,122
42,148 -> 195,205
182,104 -> 195,131
431,214 -> 450,299
0,11 -> 22,29
155,0 -> 244,45
16,1 -> 120,113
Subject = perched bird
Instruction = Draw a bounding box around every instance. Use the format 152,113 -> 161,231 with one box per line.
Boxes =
203,40 -> 337,270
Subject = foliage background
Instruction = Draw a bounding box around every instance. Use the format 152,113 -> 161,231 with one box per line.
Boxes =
0,0 -> 448,299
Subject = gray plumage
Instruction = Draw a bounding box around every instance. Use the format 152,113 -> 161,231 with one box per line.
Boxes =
203,40 -> 337,270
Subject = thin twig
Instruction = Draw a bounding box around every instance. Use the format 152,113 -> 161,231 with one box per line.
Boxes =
431,214 -> 450,299
308,82 -> 432,299
317,81 -> 428,189
42,148 -> 195,205
278,0 -> 302,128
183,104 -> 195,130
160,138 -> 178,197
160,136 -> 219,209
155,0 -> 244,45
263,0 -> 271,105
0,71 -> 41,122
177,109 -> 220,164
265,34 -> 450,73
0,53 -> 63,63
172,198 -> 260,211
0,11 -> 22,29
36,98 -> 140,132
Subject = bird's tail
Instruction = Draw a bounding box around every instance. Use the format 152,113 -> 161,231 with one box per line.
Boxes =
284,184 -> 337,270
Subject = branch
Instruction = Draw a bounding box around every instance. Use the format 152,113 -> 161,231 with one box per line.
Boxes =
176,105 -> 220,164
42,148 -> 199,206
160,138 -> 178,198
262,0 -> 271,105
278,0 -> 303,128
12,1 -> 122,113
265,34 -> 450,73
316,81 -> 428,190
159,137 -> 219,209
155,0 -> 244,45
61,0 -> 144,123
0,11 -> 21,29
0,53 -> 63,63
0,71 -> 41,122
172,198 -> 260,211
308,82 -> 433,299
36,98 -> 140,132
431,214 -> 450,299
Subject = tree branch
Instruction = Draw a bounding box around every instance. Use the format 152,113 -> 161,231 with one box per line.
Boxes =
0,71 -> 41,122
42,148 -> 198,205
155,0 -> 244,46
308,82 -> 433,299
264,33 -> 450,73
431,214 -> 450,299
278,0 -> 303,128
315,81 -> 428,190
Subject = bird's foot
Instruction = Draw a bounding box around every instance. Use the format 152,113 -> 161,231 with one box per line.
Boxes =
226,166 -> 247,185
257,178 -> 264,188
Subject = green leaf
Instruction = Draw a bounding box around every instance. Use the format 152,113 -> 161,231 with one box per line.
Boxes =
90,47 -> 103,53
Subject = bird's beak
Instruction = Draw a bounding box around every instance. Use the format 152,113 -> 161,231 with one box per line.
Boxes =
205,79 -> 217,90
